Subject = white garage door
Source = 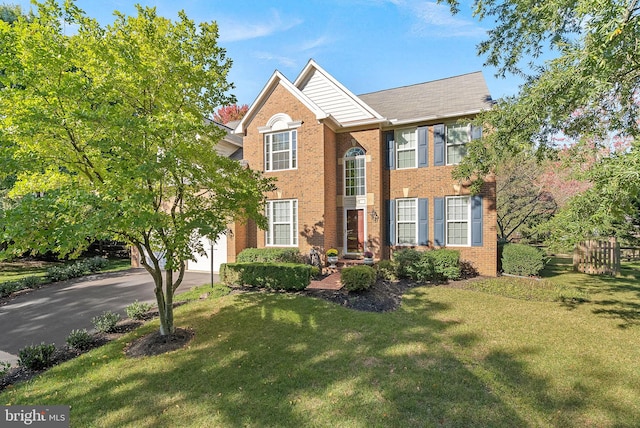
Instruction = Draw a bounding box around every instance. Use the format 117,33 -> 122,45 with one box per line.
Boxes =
188,234 -> 227,273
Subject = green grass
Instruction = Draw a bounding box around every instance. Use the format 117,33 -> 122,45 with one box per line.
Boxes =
2,259 -> 640,427
0,258 -> 131,283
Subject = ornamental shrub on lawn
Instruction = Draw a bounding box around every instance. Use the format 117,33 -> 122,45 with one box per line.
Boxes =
341,265 -> 376,292
502,243 -> 546,276
18,343 -> 56,371
92,311 -> 121,333
125,300 -> 153,320
66,329 -> 93,351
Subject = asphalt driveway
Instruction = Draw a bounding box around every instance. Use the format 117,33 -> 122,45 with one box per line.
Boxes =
0,269 -> 213,366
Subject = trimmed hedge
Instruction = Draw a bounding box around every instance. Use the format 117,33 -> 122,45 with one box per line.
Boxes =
341,265 -> 376,292
236,248 -> 304,264
220,262 -> 313,291
402,248 -> 461,282
502,243 -> 546,276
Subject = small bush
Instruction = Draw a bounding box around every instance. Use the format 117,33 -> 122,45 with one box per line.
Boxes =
376,260 -> 398,281
502,244 -> 546,276
341,265 -> 376,292
92,311 -> 121,333
18,343 -> 56,371
18,276 -> 41,289
66,329 -> 93,351
83,256 -> 108,272
125,300 -> 153,320
405,252 -> 434,282
236,248 -> 304,263
45,266 -> 71,282
459,260 -> 479,279
393,248 -> 422,278
430,249 -> 461,281
0,360 -> 11,378
0,281 -> 19,298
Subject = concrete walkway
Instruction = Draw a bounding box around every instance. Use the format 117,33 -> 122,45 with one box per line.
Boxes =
0,269 -> 213,366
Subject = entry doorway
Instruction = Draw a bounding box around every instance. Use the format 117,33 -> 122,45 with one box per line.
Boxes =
346,209 -> 365,254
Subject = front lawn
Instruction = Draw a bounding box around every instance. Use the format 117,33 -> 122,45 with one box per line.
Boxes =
1,260 -> 639,427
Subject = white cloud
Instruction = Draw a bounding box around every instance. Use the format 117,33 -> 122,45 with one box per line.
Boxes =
252,52 -> 298,69
219,10 -> 303,42
297,35 -> 333,52
391,1 -> 486,38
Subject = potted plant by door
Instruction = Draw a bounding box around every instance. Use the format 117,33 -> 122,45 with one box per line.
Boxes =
326,249 -> 339,268
363,251 -> 374,265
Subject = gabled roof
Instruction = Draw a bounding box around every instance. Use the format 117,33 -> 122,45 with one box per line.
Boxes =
295,59 -> 383,125
235,70 -> 329,134
358,72 -> 493,125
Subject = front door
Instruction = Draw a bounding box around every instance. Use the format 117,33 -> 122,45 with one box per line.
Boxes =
346,209 -> 364,254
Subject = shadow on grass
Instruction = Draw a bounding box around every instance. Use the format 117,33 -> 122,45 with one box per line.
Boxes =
9,292 -> 535,427
9,286 -> 637,426
543,257 -> 640,327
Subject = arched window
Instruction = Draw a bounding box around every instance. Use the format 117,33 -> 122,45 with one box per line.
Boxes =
344,147 -> 365,196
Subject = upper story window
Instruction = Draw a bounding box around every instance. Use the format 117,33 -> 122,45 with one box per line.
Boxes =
344,147 -> 365,196
446,123 -> 470,165
395,128 -> 417,169
260,113 -> 302,172
265,130 -> 297,171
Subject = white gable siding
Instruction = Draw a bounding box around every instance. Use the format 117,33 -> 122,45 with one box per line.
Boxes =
300,71 -> 374,124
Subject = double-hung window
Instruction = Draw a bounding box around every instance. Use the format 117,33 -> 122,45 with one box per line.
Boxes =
395,128 -> 417,169
446,124 -> 470,165
446,196 -> 470,245
397,199 -> 417,245
265,130 -> 297,171
266,200 -> 298,246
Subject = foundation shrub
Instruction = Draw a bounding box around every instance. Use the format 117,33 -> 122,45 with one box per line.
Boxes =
236,248 -> 304,263
221,263 -> 312,291
502,244 -> 546,276
341,265 -> 376,292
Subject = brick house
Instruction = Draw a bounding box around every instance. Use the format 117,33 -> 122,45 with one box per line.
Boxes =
226,59 -> 497,276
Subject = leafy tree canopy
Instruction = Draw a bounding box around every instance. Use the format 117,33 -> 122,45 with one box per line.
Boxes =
0,0 -> 274,334
445,0 -> 640,244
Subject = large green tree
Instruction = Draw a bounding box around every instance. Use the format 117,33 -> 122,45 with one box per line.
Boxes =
445,0 -> 640,244
0,0 -> 274,335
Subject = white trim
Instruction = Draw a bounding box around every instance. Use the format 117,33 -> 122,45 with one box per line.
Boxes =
343,148 -> 366,197
294,59 -> 384,121
235,70 -> 327,135
395,127 -> 418,170
445,196 -> 471,247
265,199 -> 298,247
264,129 -> 297,172
343,208 -> 368,255
396,198 -> 418,246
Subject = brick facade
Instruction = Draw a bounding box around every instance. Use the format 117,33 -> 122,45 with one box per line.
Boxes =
234,65 -> 498,276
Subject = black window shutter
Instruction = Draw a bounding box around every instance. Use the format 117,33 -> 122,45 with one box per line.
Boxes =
434,197 -> 445,246
384,131 -> 395,170
417,126 -> 428,168
433,124 -> 445,166
471,196 -> 483,246
418,198 -> 429,245
386,199 -> 396,246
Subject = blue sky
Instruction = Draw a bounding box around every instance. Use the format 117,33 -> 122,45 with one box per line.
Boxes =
13,0 -> 524,106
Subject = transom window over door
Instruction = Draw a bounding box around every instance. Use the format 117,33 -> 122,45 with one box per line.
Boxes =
265,130 -> 297,171
344,147 -> 365,196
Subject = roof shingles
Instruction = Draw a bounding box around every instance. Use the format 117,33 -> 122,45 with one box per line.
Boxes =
358,71 -> 492,123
